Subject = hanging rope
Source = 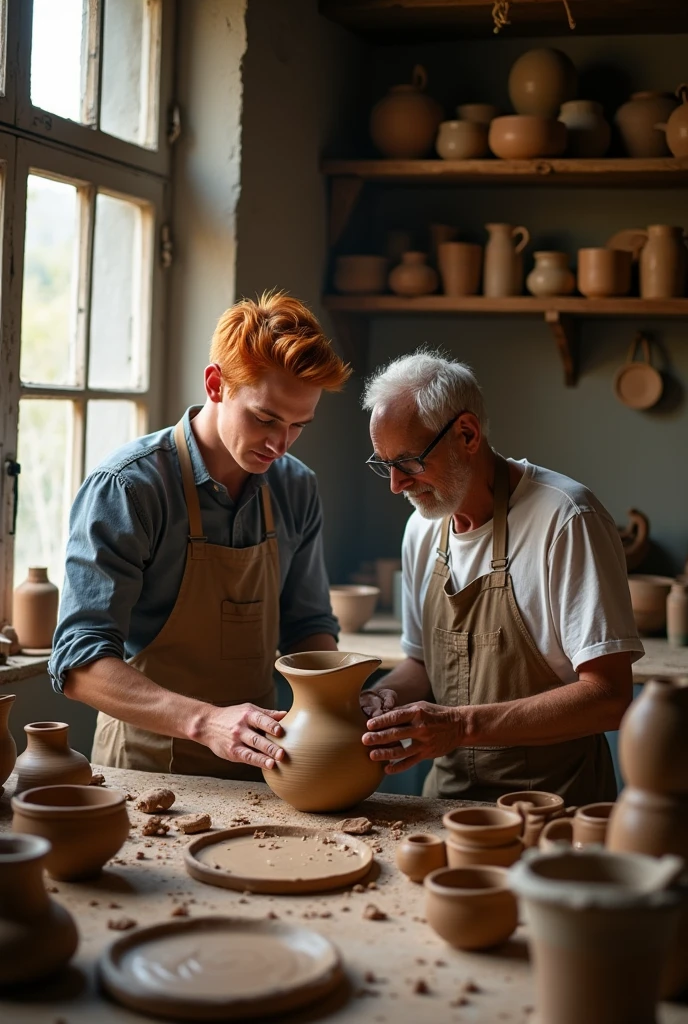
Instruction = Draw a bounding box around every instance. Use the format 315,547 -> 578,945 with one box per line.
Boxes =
492,0 -> 576,33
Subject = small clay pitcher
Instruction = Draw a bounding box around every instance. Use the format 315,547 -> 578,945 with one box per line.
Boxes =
12,567 -> 59,652
497,791 -> 566,847
617,678 -> 688,794
639,224 -> 687,298
614,91 -> 678,157
425,865 -> 518,950
526,251 -> 575,297
483,223 -> 530,297
370,65 -> 444,159
388,251 -> 438,297
14,721 -> 92,795
667,581 -> 688,648
656,83 -> 688,158
437,241 -> 482,296
395,833 -> 447,882
558,99 -> 611,157
0,694 -> 17,797
0,833 -> 79,985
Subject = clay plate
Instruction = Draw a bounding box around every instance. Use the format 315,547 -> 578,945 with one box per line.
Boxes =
184,825 -> 374,894
99,916 -> 344,1021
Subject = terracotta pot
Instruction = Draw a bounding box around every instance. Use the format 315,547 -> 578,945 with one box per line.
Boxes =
374,557 -> 402,610
509,847 -> 685,1024
437,242 -> 482,296
539,817 -> 574,851
577,247 -> 632,298
446,834 -> 524,868
526,251 -> 575,297
667,581 -> 688,648
456,103 -> 499,125
497,790 -> 566,847
329,585 -> 379,633
395,833 -> 447,882
436,120 -> 489,160
658,84 -> 688,158
488,115 -> 567,160
14,721 -> 92,795
615,91 -> 678,157
617,678 -> 688,794
263,652 -> 384,812
12,567 -> 59,652
558,100 -> 611,157
607,788 -> 688,859
628,575 -> 674,635
508,48 -> 577,118
388,251 -> 438,297
333,255 -> 388,295
483,223 -> 530,297
572,803 -> 614,848
370,64 -> 444,159
639,224 -> 687,298
425,865 -> 518,950
11,784 -> 130,881
443,806 -> 524,847
0,833 -> 79,984
0,694 -> 17,797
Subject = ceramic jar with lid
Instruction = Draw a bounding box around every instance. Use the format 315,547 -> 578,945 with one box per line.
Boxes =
667,580 -> 688,648
558,100 -> 610,157
370,65 -> 443,158
483,223 -> 530,297
508,48 -> 577,117
615,91 -> 679,157
639,225 -> 687,298
657,84 -> 688,157
436,120 -> 489,159
12,567 -> 59,652
388,251 -> 438,296
526,251 -> 575,297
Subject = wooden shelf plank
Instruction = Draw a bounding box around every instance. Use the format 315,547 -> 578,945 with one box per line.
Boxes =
323,295 -> 688,315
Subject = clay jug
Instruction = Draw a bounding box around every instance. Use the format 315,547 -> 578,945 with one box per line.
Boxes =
639,224 -> 687,298
262,652 -> 383,812
614,91 -> 678,157
370,65 -> 443,159
0,694 -> 17,797
657,83 -> 688,158
388,251 -> 438,296
667,581 -> 688,648
558,99 -> 610,157
617,679 -> 688,794
0,833 -> 79,984
14,721 -> 92,795
484,223 -> 529,297
437,242 -> 482,296
508,48 -> 577,118
496,790 -> 566,847
12,567 -> 59,651
526,251 -> 575,297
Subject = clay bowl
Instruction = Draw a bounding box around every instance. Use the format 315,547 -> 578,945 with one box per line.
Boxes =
628,574 -> 675,635
329,585 -> 380,633
395,833 -> 447,882
443,806 -> 523,848
488,115 -> 567,159
333,255 -> 388,295
446,833 -> 524,868
11,784 -> 130,881
424,866 -> 518,950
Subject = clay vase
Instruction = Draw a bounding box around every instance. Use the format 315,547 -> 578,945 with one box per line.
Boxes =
395,833 -> 447,882
14,721 -> 92,795
508,48 -> 577,118
0,694 -> 17,797
488,115 -> 567,160
639,224 -> 687,298
526,251 -> 575,297
667,581 -> 688,648
370,64 -> 444,159
628,575 -> 675,636
577,247 -> 632,298
497,791 -> 566,847
263,652 -> 384,812
333,255 -> 388,295
437,242 -> 482,296
435,120 -> 489,159
558,100 -> 611,157
424,865 -> 518,950
483,223 -> 530,297
615,91 -> 679,157
0,833 -> 78,984
329,585 -> 379,633
509,847 -> 684,1024
12,567 -> 59,652
388,251 -> 438,297
617,678 -> 688,794
457,103 -> 499,125
658,84 -> 688,158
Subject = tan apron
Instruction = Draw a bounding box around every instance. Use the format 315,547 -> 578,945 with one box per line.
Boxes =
91,420 -> 281,780
422,454 -> 617,805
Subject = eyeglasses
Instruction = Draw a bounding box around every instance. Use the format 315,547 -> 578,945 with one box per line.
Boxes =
366,414 -> 461,478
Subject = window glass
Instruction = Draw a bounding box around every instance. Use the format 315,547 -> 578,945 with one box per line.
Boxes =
30,0 -> 85,122
101,0 -> 161,149
85,399 -> 139,473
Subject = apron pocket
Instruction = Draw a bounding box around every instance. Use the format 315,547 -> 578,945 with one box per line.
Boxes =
221,599 -> 265,661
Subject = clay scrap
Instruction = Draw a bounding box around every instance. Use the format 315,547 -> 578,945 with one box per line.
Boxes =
136,788 -> 176,813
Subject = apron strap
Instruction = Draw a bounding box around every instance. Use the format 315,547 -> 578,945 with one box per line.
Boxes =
435,516 -> 451,567
173,420 -> 206,559
260,484 -> 277,540
490,454 -> 510,571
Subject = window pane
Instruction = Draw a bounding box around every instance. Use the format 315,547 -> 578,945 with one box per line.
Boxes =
30,0 -> 86,122
21,176 -> 80,387
101,0 -> 161,149
14,400 -> 73,592
85,400 -> 138,473
89,192 -> 149,390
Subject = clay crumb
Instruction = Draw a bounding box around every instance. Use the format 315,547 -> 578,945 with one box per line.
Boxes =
46,886 -> 59,893
175,812 -> 212,834
363,903 -> 387,921
108,902 -> 122,909
135,851 -> 146,860
364,971 -> 377,984
88,899 -> 99,906
125,793 -> 135,801
142,815 -> 170,836
413,979 -> 430,995
170,905 -> 189,917
266,911 -> 279,919
107,916 -> 137,931
463,980 -> 481,994
415,958 -> 427,965
450,996 -> 470,1008
367,881 -> 378,890
355,988 -> 380,998
136,788 -> 176,813
336,816 -> 373,835
435,959 -> 447,967
89,773 -> 105,786
352,883 -> 366,893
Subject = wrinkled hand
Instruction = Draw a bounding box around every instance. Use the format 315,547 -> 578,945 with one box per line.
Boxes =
203,703 -> 288,770
362,701 -> 465,774
359,687 -> 397,719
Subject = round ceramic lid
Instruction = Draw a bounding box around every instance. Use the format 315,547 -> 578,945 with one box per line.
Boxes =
99,916 -> 344,1021
613,363 -> 663,409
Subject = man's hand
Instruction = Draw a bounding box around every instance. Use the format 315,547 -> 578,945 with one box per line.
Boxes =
359,687 -> 397,719
362,701 -> 464,774
199,703 -> 288,770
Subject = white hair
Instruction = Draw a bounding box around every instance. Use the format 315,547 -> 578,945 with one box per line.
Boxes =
361,348 -> 488,434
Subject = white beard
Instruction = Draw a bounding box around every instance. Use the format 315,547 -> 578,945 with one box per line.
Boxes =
402,450 -> 471,519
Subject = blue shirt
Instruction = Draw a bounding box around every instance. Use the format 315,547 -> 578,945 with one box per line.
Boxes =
49,407 -> 338,692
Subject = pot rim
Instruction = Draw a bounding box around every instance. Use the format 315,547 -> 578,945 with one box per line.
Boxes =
575,802 -> 614,822
425,865 -> 511,895
12,784 -> 127,816
275,651 -> 381,675
329,585 -> 381,598
0,832 -> 51,862
24,721 -> 69,734
0,693 -> 16,704
443,807 -> 522,832
497,790 -> 565,815
405,832 -> 445,847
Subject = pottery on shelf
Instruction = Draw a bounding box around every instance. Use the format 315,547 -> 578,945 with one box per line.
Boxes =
424,865 -> 518,950
577,247 -> 632,298
388,251 -> 438,297
12,567 -> 59,652
639,224 -> 687,298
456,103 -> 499,125
369,64 -> 443,159
333,255 -> 388,295
14,721 -> 92,795
262,652 -> 383,812
657,84 -> 688,158
617,678 -> 688,794
0,833 -> 79,985
395,833 -> 447,882
508,48 -> 577,118
436,120 -> 489,159
614,91 -> 679,157
385,229 -> 413,266
437,241 -> 482,296
496,790 -> 566,847
667,581 -> 688,648
628,575 -> 675,635
483,223 -> 530,297
488,115 -> 567,160
329,585 -> 379,633
558,100 -> 611,157
0,694 -> 17,797
526,251 -> 575,297
11,784 -> 130,881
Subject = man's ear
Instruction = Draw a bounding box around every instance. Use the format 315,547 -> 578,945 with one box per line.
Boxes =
456,412 -> 481,454
204,363 -> 224,403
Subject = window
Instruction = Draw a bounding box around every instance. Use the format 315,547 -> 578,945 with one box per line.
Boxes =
0,0 -> 174,624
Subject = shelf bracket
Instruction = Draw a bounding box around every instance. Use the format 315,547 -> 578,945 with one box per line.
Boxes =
545,310 -> 578,387
329,311 -> 369,376
329,176 -> 364,247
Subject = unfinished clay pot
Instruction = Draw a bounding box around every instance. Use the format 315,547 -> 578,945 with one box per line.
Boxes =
388,251 -> 438,296
508,48 -> 577,117
0,833 -> 78,985
539,817 -> 574,851
615,91 -> 678,157
12,567 -> 59,652
436,120 -> 489,159
329,585 -> 380,633
658,84 -> 688,158
0,694 -> 17,797
395,834 -> 447,882
263,652 -> 383,812
425,865 -> 518,950
628,575 -> 674,635
526,251 -> 575,297
370,65 -> 443,158
497,790 -> 566,847
11,784 -> 130,880
443,806 -> 524,847
577,247 -> 632,298
617,678 -> 688,794
14,721 -> 92,795
607,788 -> 688,859
446,834 -> 524,868
572,803 -> 614,847
488,115 -> 567,159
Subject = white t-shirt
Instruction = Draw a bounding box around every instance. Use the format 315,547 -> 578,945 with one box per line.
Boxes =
401,459 -> 644,682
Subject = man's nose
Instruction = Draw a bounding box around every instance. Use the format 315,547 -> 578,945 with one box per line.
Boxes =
267,428 -> 290,456
389,466 -> 414,494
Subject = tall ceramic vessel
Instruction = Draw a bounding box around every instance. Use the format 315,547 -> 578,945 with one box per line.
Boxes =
263,652 -> 383,812
617,678 -> 688,794
483,223 -> 530,297
0,833 -> 78,985
639,225 -> 687,299
14,722 -> 92,795
12,567 -> 59,652
0,694 -> 17,796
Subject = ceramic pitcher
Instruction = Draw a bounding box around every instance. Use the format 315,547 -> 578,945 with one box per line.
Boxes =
0,694 -> 16,796
483,223 -> 530,297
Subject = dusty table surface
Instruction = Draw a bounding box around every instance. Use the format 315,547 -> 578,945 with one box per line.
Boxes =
1,767 -> 687,1024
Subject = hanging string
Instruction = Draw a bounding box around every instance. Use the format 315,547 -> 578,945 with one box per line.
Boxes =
492,0 -> 576,33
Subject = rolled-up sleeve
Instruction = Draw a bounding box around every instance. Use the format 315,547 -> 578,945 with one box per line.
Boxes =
48,470 -> 151,692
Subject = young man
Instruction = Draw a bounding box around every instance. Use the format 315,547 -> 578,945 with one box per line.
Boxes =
49,293 -> 350,780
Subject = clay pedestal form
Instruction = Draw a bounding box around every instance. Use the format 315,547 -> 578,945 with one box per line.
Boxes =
0,694 -> 17,797
437,242 -> 482,296
333,255 -> 388,295
329,585 -> 379,633
667,581 -> 688,647
497,790 -> 565,847
578,247 -> 632,298
370,65 -> 443,159
388,251 -> 438,297
436,120 -> 488,159
483,223 -> 530,297
639,224 -> 687,298
508,48 -> 577,117
263,652 -> 383,812
395,834 -> 447,882
559,100 -> 610,157
488,115 -> 567,159
628,576 -> 674,636
12,567 -> 59,652
0,833 -> 78,985
509,847 -> 684,1024
615,91 -> 678,157
617,678 -> 688,793
658,84 -> 688,158
14,721 -> 92,795
424,865 -> 518,950
526,251 -> 575,297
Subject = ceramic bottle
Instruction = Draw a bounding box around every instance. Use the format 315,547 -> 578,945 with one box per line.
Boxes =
262,652 -> 383,812
388,251 -> 438,296
526,251 -> 575,297
0,833 -> 79,984
14,721 -> 92,795
12,567 -> 59,651
558,99 -> 610,157
0,694 -> 17,796
614,91 -> 678,157
639,224 -> 687,298
667,581 -> 688,648
483,223 -> 530,297
370,65 -> 443,159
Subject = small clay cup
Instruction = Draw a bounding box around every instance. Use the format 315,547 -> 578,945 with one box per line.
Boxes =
424,866 -> 518,950
497,791 -> 566,847
443,806 -> 524,847
539,817 -> 574,851
12,784 -> 130,881
395,833 -> 447,882
572,802 -> 614,848
446,834 -> 524,868
577,247 -> 632,298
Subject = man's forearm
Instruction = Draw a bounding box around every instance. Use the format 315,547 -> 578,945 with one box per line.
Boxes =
372,656 -> 431,705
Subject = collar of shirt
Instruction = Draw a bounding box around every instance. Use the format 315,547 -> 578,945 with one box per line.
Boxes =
183,405 -> 262,510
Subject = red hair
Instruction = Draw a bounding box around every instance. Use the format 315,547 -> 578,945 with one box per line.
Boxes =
209,291 -> 351,393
